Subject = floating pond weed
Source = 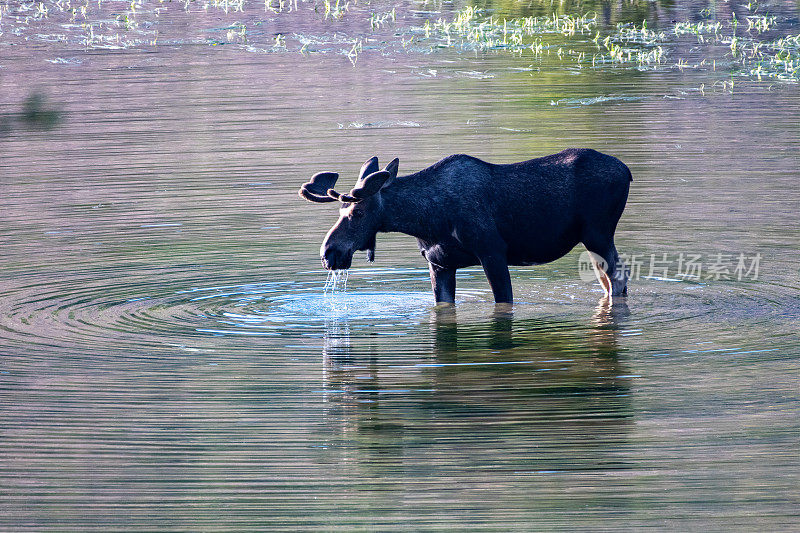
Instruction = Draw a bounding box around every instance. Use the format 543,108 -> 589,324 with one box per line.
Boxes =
369,7 -> 395,30
265,0 -> 297,13
322,0 -> 348,21
1,0 -> 797,83
402,5 -> 798,81
747,14 -> 776,34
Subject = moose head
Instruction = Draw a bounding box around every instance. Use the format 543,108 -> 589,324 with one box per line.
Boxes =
299,156 -> 399,270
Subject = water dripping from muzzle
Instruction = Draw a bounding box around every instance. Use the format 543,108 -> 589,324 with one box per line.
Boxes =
323,269 -> 349,296
323,269 -> 350,314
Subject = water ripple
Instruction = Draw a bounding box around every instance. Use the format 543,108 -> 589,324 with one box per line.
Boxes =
0,270 -> 796,356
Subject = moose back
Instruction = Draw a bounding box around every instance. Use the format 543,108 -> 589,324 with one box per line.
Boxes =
299,148 -> 631,304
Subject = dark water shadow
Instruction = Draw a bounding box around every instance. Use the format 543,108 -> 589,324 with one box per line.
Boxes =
321,298 -> 635,476
1,92 -> 62,137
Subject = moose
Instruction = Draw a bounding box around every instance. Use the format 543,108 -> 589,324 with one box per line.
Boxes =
299,148 -> 631,304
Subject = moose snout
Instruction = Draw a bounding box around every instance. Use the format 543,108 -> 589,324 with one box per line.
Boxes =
321,245 -> 354,271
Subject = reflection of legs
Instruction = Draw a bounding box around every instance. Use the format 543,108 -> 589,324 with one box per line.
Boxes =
489,306 -> 513,350
429,263 -> 456,304
430,306 -> 458,361
584,241 -> 628,297
592,295 -> 631,327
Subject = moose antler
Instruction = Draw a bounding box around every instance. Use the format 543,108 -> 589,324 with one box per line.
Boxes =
300,157 -> 396,204
299,172 -> 339,203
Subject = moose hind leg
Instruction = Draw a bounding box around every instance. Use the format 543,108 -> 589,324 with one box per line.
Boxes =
429,263 -> 456,304
584,242 -> 628,297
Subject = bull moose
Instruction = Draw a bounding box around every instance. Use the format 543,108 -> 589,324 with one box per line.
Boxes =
299,149 -> 631,304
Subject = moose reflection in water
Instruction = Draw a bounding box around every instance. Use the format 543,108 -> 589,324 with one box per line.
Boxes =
300,150 -> 631,304
320,298 -> 633,473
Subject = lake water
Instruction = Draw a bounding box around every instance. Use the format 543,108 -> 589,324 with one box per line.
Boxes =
1,0 -> 799,529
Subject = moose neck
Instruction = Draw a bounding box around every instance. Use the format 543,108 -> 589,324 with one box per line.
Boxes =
378,175 -> 440,241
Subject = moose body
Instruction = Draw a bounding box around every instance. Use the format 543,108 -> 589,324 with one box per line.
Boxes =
299,148 -> 630,304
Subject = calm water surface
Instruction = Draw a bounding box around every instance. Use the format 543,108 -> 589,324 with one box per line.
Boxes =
1,0 -> 799,529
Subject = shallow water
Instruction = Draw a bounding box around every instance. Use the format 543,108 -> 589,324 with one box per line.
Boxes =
1,0 -> 799,529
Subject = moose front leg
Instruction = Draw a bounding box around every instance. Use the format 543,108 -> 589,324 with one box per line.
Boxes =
479,254 -> 513,304
428,263 -> 456,304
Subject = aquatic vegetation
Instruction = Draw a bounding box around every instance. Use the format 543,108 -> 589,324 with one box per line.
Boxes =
345,37 -> 362,64
673,20 -> 723,41
225,21 -> 247,43
198,0 -> 246,13
739,33 -> 800,81
746,14 -> 776,34
369,7 -> 395,30
414,7 -> 598,53
322,0 -> 348,21
264,0 -> 298,14
0,0 -> 797,83
409,8 -> 666,68
407,6 -> 798,81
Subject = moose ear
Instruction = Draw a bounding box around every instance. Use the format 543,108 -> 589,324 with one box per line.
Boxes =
358,156 -> 380,181
384,158 -> 399,179
299,171 -> 339,203
350,170 -> 391,199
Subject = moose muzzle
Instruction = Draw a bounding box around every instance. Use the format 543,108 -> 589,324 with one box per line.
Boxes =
321,244 -> 354,271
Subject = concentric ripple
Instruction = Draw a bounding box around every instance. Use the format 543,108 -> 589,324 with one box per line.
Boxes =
0,272 -> 436,355
1,268 -> 796,359
189,287 -> 435,336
